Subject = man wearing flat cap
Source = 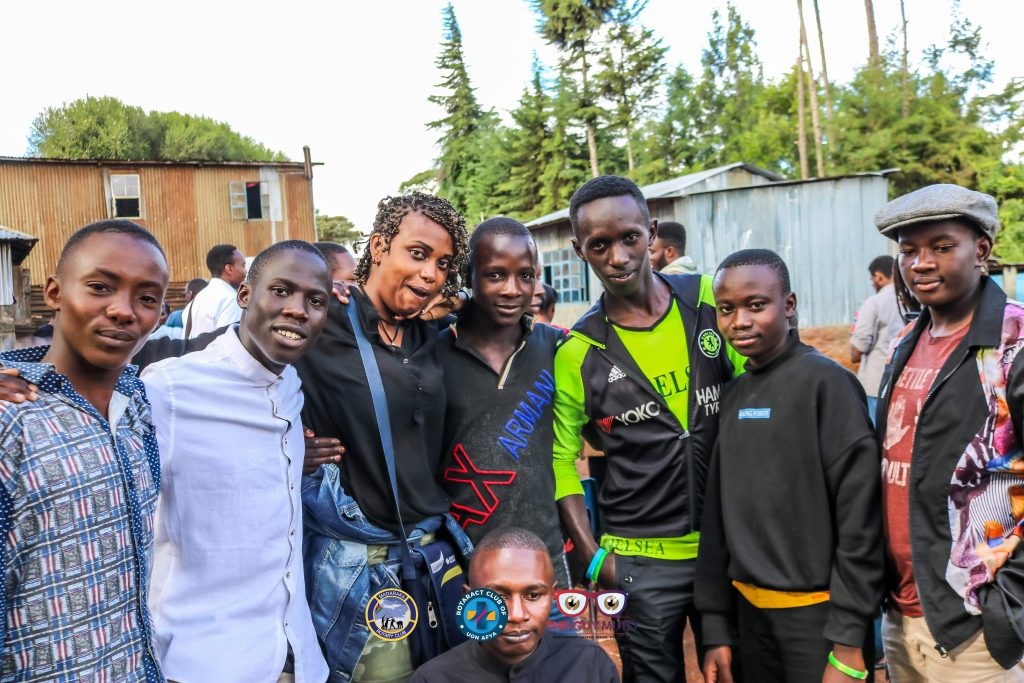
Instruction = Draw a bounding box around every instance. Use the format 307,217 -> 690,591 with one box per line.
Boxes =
873,184 -> 1024,681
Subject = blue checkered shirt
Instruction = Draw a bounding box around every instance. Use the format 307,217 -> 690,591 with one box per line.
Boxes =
0,346 -> 162,682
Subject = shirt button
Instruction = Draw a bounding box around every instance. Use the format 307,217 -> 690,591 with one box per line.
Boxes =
290,529 -> 296,536
286,571 -> 292,579
290,485 -> 295,491
402,358 -> 409,365
417,385 -> 423,391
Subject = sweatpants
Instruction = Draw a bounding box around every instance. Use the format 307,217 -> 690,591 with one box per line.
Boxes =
614,555 -> 702,683
736,595 -> 832,683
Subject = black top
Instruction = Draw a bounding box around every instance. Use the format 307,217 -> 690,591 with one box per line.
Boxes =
409,636 -> 620,683
295,289 -> 450,531
436,311 -> 569,586
695,331 -> 884,649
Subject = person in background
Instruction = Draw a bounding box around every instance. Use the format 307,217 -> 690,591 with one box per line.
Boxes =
697,249 -> 882,683
183,244 -> 247,338
648,221 -> 698,275
0,219 -> 169,682
166,277 -> 208,328
875,184 -> 1024,681
149,301 -> 183,340
410,528 -> 619,683
314,241 -> 358,284
850,255 -> 904,419
145,241 -> 332,683
530,282 -> 559,326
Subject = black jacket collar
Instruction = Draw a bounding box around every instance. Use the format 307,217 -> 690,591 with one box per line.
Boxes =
896,276 -> 1005,359
571,271 -> 699,346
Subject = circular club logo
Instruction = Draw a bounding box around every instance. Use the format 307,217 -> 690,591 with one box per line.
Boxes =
699,329 -> 721,358
456,589 -> 508,642
366,589 -> 418,641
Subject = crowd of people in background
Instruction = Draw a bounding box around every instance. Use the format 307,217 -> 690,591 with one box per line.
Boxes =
0,176 -> 1022,683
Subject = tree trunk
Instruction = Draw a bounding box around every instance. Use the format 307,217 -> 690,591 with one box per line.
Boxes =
626,122 -> 635,174
864,0 -> 880,67
812,0 -> 838,168
797,0 -> 825,177
900,0 -> 910,118
580,47 -> 600,177
796,55 -> 809,180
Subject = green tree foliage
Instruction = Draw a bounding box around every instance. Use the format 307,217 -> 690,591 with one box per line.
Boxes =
596,10 -> 666,175
419,1 -> 1022,251
428,4 -> 500,220
315,210 -> 362,246
29,96 -> 285,161
532,0 -> 620,177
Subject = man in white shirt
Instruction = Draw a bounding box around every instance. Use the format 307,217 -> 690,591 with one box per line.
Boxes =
850,254 -> 905,419
183,243 -> 247,338
144,240 -> 333,683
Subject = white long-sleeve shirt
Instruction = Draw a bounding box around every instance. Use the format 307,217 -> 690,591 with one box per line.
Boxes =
182,277 -> 242,338
143,328 -> 327,683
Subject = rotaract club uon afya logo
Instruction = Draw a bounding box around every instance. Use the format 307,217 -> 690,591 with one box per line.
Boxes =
456,589 -> 509,642
366,588 -> 418,641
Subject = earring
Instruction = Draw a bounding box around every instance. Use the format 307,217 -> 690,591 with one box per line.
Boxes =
372,258 -> 381,266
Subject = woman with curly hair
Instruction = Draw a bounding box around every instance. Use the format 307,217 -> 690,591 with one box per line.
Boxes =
296,192 -> 474,682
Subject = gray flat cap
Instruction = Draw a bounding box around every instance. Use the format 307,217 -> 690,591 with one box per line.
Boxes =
875,184 -> 999,241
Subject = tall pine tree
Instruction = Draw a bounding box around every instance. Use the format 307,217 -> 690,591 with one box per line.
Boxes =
597,10 -> 667,176
501,56 -> 553,219
428,4 -> 496,215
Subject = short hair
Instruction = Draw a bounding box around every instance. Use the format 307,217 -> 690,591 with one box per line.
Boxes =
569,175 -> 650,235
468,217 -> 536,282
245,240 -> 330,286
185,278 -> 208,297
353,192 -> 469,297
715,248 -> 792,294
206,244 -> 239,278
470,527 -> 550,576
57,219 -> 165,274
657,221 -> 686,253
540,283 -> 559,311
868,255 -> 895,278
313,241 -> 350,259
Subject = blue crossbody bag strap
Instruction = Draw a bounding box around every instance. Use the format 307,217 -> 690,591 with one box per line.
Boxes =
346,302 -> 417,579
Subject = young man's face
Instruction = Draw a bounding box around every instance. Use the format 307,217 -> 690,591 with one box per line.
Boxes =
237,249 -> 331,374
572,195 -> 656,299
469,548 -> 554,667
896,220 -> 990,310
648,237 -> 677,271
223,249 -> 248,288
713,263 -> 795,368
46,232 -> 168,372
471,234 -> 537,328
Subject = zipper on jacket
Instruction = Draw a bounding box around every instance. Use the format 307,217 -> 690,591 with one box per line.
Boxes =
904,346 -> 969,657
427,600 -> 438,628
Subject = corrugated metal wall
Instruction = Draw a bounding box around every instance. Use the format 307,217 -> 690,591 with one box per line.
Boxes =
0,161 -> 316,285
659,175 -> 893,327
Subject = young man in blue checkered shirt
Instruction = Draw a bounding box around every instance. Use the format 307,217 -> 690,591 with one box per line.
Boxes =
0,220 -> 168,682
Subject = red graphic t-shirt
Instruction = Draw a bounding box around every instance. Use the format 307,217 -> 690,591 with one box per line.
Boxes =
882,324 -> 969,616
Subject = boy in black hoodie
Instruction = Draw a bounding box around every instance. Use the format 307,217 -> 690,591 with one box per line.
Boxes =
695,249 -> 884,683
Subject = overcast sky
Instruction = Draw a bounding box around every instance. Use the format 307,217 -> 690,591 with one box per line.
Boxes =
1,0 -> 1020,233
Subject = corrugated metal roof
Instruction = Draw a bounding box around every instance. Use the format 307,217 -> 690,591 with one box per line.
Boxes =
0,156 -> 319,169
525,162 -> 784,229
0,224 -> 39,265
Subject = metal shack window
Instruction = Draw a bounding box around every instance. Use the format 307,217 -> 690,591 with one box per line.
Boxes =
229,181 -> 270,220
543,246 -> 589,304
111,174 -> 141,218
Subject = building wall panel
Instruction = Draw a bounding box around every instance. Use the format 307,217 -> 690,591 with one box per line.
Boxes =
284,171 -> 316,242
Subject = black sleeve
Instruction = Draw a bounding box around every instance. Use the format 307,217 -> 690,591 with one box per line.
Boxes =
980,349 -> 1024,668
694,439 -> 735,647
819,372 -> 885,647
131,326 -> 228,372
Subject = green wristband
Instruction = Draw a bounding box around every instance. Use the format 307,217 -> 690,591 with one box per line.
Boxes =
828,651 -> 867,680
